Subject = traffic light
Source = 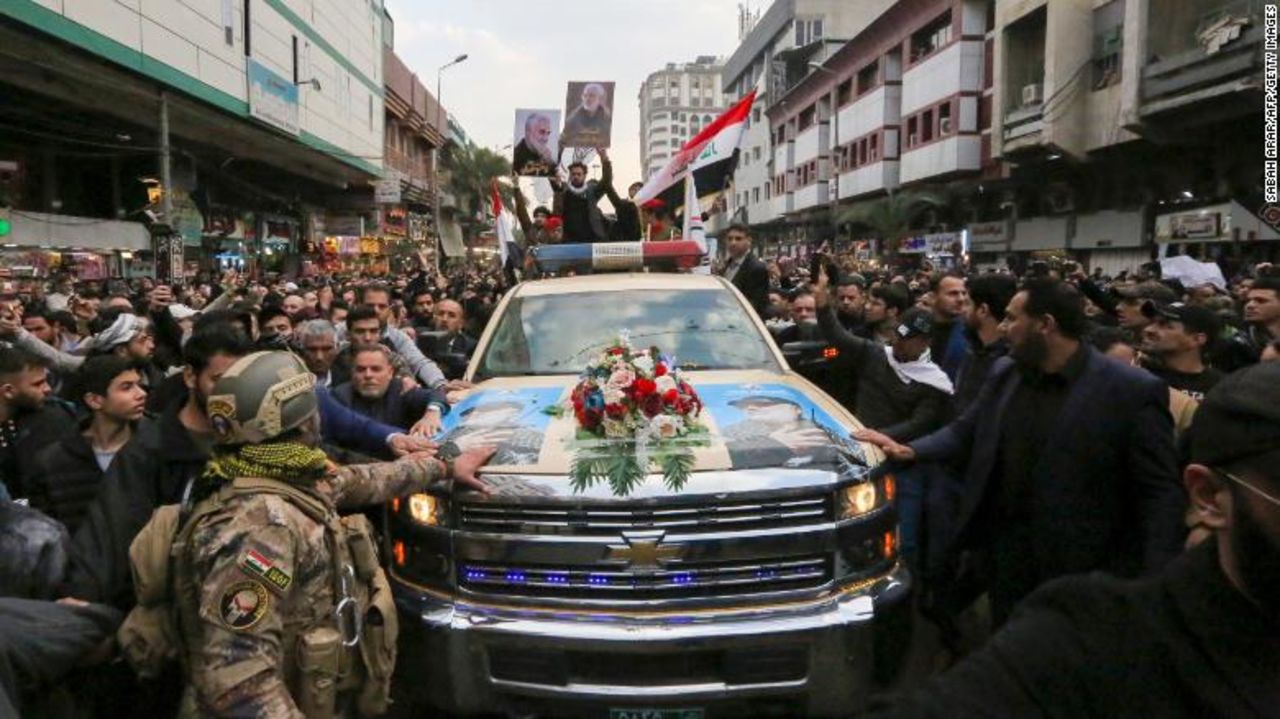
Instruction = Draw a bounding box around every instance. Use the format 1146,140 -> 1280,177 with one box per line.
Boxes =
0,208 -> 10,238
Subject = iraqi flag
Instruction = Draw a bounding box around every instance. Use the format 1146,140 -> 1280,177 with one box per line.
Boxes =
491,180 -> 522,274
634,89 -> 756,209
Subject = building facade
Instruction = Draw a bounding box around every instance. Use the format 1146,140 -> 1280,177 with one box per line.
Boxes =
720,0 -> 1271,275
0,0 -> 389,278
638,56 -> 727,180
719,0 -> 897,240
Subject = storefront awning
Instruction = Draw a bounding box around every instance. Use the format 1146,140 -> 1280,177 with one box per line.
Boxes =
8,211 -> 150,251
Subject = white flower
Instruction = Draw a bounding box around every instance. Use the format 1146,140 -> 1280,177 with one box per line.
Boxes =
632,354 -> 655,376
647,414 -> 684,440
603,387 -> 625,405
654,374 -> 678,394
608,368 -> 636,389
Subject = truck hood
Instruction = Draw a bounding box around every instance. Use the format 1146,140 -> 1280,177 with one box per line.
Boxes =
438,370 -> 873,497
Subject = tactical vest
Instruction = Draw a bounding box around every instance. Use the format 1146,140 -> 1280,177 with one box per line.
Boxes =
118,476 -> 398,719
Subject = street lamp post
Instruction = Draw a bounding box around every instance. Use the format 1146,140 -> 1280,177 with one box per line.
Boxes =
433,53 -> 468,275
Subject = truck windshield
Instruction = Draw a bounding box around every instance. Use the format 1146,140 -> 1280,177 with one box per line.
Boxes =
475,289 -> 781,378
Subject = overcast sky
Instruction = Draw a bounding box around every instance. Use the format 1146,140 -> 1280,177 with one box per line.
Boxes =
383,0 -> 743,185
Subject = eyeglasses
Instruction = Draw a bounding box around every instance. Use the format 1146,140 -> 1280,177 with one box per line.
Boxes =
1217,468 -> 1280,508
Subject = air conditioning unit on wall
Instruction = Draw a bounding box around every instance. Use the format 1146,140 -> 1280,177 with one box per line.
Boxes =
1022,83 -> 1044,106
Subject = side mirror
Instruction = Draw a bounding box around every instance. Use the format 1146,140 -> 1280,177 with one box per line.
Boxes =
781,340 -> 837,368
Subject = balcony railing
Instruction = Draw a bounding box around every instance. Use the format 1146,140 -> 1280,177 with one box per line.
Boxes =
1142,0 -> 1263,107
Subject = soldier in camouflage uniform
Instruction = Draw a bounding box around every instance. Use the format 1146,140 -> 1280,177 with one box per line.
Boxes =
119,351 -> 492,718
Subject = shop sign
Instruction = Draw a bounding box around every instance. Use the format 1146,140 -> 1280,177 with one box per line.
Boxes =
968,221 -> 1009,247
247,58 -> 299,135
899,231 -> 959,255
375,179 -> 402,204
382,206 -> 407,237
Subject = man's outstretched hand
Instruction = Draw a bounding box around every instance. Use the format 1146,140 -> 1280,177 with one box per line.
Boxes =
450,446 -> 496,494
852,428 -> 917,462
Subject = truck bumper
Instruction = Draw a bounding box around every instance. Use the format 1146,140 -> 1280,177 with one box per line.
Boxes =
392,566 -> 910,718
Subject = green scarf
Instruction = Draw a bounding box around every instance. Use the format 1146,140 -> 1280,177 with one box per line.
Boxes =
203,441 -> 330,484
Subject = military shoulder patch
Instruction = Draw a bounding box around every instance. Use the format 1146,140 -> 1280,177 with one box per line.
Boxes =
219,581 -> 270,631
239,548 -> 293,593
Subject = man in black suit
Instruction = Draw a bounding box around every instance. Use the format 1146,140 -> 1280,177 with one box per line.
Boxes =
857,279 -> 1184,625
720,222 -> 769,318
868,361 -> 1280,718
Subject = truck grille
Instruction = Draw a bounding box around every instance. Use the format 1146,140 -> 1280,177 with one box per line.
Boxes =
460,555 -> 830,600
459,493 -> 832,536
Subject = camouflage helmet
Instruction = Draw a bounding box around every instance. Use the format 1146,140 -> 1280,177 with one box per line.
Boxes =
206,351 -> 319,445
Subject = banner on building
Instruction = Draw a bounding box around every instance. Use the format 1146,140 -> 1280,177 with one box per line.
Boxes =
247,58 -> 300,135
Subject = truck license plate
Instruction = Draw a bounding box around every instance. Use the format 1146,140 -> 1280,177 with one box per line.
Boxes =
610,709 -> 704,719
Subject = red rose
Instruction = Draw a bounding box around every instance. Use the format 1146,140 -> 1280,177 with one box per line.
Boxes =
642,394 -> 663,417
663,389 -> 679,404
610,347 -> 624,356
605,403 -> 626,418
634,378 -> 657,395
655,364 -> 668,377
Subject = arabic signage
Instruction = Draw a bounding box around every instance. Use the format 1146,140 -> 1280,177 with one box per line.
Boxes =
374,179 -> 402,204
247,58 -> 299,135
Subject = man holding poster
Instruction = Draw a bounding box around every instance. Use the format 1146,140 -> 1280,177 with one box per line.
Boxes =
512,109 -> 560,177
562,82 -> 614,148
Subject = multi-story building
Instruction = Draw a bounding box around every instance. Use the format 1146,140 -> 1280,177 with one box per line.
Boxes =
0,0 -> 386,277
719,0 -> 896,242
768,0 -> 994,241
638,56 -> 727,180
986,0 -> 1273,273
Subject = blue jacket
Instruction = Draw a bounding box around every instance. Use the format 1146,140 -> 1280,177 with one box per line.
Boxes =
909,347 -> 1184,579
316,386 -> 403,457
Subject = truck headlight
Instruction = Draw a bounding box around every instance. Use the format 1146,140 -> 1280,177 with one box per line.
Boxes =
407,493 -> 444,526
837,474 -> 891,519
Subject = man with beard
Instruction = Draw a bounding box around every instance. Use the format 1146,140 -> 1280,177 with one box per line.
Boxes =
417,299 -> 477,381
513,112 -> 557,177
868,362 -> 1280,718
553,150 -> 612,243
863,284 -> 909,344
1139,302 -> 1224,401
835,275 -> 868,333
952,274 -> 1017,414
605,180 -> 644,242
857,279 -> 1184,626
0,349 -> 76,501
562,83 -> 612,147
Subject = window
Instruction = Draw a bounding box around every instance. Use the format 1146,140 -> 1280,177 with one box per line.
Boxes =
921,109 -> 934,142
795,18 -> 824,46
243,0 -> 251,56
291,35 -> 298,84
753,146 -> 762,161
691,77 -> 700,89
753,108 -> 762,123
1091,0 -> 1123,90
910,11 -> 953,62
798,105 -> 816,131
869,134 -> 878,161
856,61 -> 878,95
938,102 -> 952,134
859,138 -> 868,165
753,188 -> 760,204
703,115 -> 713,124
907,116 -> 919,147
837,79 -> 853,106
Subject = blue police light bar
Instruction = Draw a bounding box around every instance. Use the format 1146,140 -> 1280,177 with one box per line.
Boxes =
530,241 -> 705,274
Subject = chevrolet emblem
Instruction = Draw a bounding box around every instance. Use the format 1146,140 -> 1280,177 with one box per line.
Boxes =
603,530 -> 684,569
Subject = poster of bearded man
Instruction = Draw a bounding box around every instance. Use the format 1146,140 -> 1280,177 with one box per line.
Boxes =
512,108 -> 561,177
561,81 -> 614,148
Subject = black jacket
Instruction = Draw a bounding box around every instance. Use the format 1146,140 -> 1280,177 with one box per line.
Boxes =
554,161 -> 612,243
61,400 -> 209,608
910,348 -> 1184,581
868,541 -> 1278,718
817,307 -> 952,442
725,252 -> 770,319
27,422 -> 113,534
951,334 -> 1008,416
0,401 -> 78,500
417,331 -> 477,381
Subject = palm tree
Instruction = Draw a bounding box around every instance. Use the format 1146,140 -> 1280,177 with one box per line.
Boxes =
834,189 -> 949,256
441,141 -> 513,218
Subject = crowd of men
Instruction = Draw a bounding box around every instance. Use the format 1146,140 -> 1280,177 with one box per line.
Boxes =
0,224 -> 1277,715
721,222 -> 1280,714
0,264 -> 505,715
